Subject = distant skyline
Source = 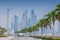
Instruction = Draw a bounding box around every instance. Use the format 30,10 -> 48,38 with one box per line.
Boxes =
0,0 -> 60,29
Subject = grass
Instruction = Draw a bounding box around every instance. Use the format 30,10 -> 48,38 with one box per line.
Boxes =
0,34 -> 7,37
31,36 -> 60,40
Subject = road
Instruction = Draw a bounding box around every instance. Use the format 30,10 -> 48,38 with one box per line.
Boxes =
0,36 -> 42,40
10,36 -> 41,40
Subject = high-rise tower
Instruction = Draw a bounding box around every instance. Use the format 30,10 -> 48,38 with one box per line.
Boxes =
14,15 -> 18,33
31,10 -> 37,26
21,10 -> 28,29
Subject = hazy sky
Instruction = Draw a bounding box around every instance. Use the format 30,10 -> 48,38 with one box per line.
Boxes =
0,0 -> 60,29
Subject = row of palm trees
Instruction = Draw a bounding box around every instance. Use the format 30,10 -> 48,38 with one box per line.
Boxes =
19,4 -> 60,36
36,4 -> 60,36
19,25 -> 38,33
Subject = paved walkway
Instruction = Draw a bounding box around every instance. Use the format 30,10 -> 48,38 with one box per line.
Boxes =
11,36 -> 41,40
0,36 -> 41,40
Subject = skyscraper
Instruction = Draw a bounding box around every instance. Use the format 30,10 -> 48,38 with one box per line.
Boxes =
27,18 -> 31,27
14,15 -> 18,33
31,10 -> 37,26
10,19 -> 14,35
21,10 -> 28,29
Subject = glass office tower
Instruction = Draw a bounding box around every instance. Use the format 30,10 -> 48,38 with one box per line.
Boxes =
14,15 -> 18,33
21,10 -> 27,29
31,10 -> 37,26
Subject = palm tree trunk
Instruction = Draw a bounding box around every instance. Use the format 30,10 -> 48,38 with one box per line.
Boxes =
53,23 -> 54,37
46,27 -> 47,36
41,27 -> 43,36
57,21 -> 60,36
33,31 -> 36,36
41,28 -> 42,36
59,21 -> 60,31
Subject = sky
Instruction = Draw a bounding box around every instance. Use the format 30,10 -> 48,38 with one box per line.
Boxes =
0,0 -> 60,34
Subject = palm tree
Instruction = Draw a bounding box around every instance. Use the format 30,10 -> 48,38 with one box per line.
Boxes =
27,26 -> 36,35
55,4 -> 60,34
56,13 -> 60,34
31,25 -> 37,36
45,11 -> 57,36
28,27 -> 32,35
55,4 -> 60,11
39,18 -> 46,36
43,18 -> 51,36
36,21 -> 41,28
